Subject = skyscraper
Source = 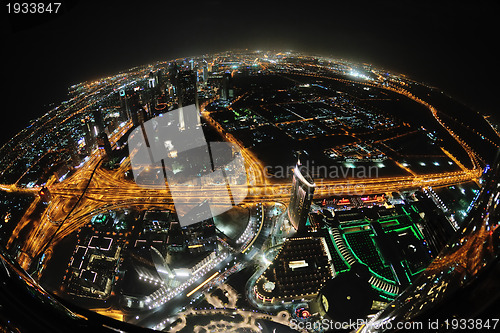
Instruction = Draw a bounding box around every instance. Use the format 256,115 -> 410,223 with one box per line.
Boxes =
156,69 -> 164,88
148,70 -> 157,88
177,70 -> 198,108
92,108 -> 106,135
118,89 -> 130,122
123,92 -> 142,127
146,71 -> 160,113
82,116 -> 95,153
288,161 -> 315,232
92,108 -> 112,157
202,60 -> 208,83
176,70 -> 201,130
221,72 -> 231,101
168,62 -> 179,92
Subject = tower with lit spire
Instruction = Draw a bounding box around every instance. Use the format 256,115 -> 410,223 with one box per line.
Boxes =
288,155 -> 315,233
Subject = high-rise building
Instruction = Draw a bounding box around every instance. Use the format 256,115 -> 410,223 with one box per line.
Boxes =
288,161 -> 315,232
221,72 -> 231,101
122,92 -> 142,127
148,71 -> 156,88
156,69 -> 164,86
82,116 -> 95,152
92,108 -> 106,134
168,62 -> 179,88
92,108 -> 112,156
176,70 -> 200,130
177,70 -> 198,109
118,89 -> 129,122
66,136 -> 80,166
96,132 -> 112,156
202,61 -> 208,82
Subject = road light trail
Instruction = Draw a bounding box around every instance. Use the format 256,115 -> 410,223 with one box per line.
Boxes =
1,62 -> 484,272
186,272 -> 220,297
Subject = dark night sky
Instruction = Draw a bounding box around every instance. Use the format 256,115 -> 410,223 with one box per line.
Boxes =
1,0 -> 497,146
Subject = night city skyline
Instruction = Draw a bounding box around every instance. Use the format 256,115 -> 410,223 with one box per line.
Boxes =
2,0 -> 498,144
1,1 -> 500,333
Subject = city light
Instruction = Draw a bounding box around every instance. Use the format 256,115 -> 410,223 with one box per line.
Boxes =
0,49 -> 494,332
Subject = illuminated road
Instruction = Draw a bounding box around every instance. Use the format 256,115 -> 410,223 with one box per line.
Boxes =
1,65 -> 484,273
5,152 -> 481,271
0,184 -> 38,194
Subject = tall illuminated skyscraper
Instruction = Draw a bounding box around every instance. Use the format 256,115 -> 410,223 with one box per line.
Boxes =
176,70 -> 201,130
221,72 -> 231,101
288,160 -> 315,232
202,60 -> 208,82
81,116 -> 95,152
92,108 -> 112,156
177,70 -> 198,109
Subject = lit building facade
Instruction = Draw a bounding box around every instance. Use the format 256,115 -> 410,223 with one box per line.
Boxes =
288,162 -> 315,232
